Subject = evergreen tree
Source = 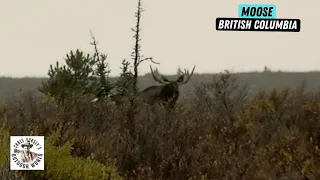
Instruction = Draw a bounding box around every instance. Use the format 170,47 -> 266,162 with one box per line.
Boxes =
39,35 -> 112,104
114,59 -> 134,95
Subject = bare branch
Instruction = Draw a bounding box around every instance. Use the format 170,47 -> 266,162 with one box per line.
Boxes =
89,30 -> 100,61
137,57 -> 160,66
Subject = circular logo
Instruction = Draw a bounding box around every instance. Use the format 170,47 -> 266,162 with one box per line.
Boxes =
10,136 -> 44,170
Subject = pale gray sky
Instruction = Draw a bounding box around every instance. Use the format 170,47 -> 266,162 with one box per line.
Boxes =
0,0 -> 319,77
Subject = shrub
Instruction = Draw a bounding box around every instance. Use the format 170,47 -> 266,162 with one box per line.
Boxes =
3,71 -> 320,179
0,124 -> 122,180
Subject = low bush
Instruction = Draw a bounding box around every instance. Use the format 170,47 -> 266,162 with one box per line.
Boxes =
1,71 -> 320,179
0,123 -> 121,180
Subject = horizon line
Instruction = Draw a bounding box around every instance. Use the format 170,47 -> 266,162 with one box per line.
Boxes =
1,69 -> 320,79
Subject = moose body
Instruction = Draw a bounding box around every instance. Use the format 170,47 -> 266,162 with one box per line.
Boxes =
135,84 -> 180,108
91,92 -> 130,106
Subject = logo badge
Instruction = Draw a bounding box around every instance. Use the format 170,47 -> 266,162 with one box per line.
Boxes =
10,136 -> 44,170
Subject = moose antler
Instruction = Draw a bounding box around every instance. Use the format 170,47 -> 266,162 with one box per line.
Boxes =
150,65 -> 169,84
179,65 -> 196,84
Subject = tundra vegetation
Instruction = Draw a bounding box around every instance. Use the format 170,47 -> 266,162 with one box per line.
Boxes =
1,1 -> 320,180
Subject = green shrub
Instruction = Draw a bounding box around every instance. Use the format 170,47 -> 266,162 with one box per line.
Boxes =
0,122 -> 19,179
0,125 -> 122,180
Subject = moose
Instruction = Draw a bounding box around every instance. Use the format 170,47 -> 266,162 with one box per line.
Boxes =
91,65 -> 196,109
133,65 -> 196,108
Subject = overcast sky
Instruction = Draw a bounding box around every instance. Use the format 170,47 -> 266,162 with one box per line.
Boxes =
0,0 -> 319,77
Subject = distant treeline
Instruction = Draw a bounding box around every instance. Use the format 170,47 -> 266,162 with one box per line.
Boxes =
1,71 -> 320,99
